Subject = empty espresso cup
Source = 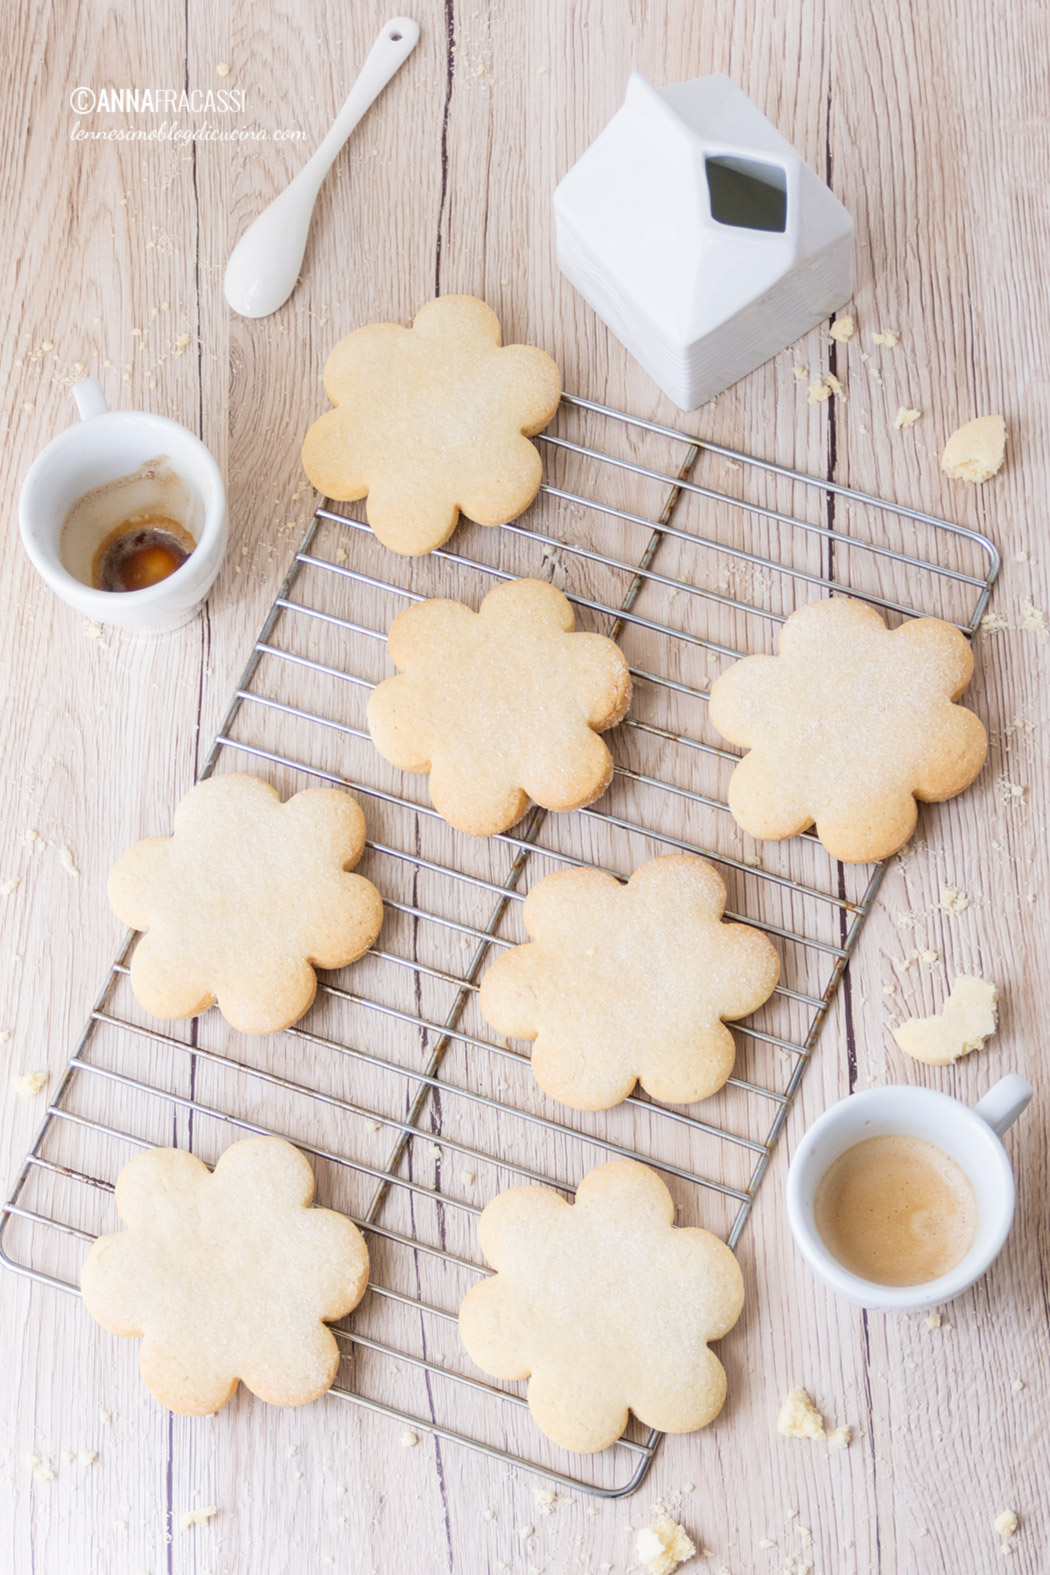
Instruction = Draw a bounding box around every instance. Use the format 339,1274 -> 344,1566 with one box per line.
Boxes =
786,1075 -> 1033,1311
19,378 -> 227,634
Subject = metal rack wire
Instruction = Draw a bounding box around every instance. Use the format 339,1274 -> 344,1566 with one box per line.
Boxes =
0,395 -> 999,1496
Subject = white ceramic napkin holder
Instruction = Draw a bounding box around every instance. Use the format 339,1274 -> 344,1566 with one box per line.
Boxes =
554,73 -> 854,411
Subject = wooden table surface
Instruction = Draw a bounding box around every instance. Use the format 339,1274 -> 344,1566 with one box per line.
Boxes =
2,2 -> 1048,1571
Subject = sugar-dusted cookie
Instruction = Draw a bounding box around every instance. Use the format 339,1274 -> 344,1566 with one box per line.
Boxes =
366,578 -> 632,836
707,597 -> 988,863
301,295 -> 562,556
458,1159 -> 744,1453
108,773 -> 384,1034
80,1136 -> 369,1414
479,855 -> 779,1109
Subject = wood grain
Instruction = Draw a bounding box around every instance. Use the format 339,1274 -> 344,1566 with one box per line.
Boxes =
1,1 -> 1048,1572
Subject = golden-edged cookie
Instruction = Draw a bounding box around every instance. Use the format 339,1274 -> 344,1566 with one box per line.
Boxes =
366,578 -> 631,836
707,597 -> 988,863
302,295 -> 562,555
108,773 -> 384,1034
80,1136 -> 369,1414
479,855 -> 780,1109
458,1159 -> 744,1453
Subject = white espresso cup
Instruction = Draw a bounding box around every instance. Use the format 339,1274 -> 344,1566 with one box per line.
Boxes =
18,378 -> 227,634
786,1075 -> 1033,1311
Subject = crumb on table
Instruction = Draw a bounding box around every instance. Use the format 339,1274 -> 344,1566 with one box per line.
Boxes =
777,1387 -> 825,1440
635,1515 -> 697,1575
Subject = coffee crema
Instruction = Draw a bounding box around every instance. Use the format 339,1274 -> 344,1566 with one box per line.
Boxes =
814,1133 -> 978,1287
92,513 -> 196,593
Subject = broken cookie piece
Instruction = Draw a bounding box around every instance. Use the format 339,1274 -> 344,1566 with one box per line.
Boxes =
636,1517 -> 697,1575
777,1387 -> 825,1440
893,977 -> 998,1065
941,415 -> 1007,483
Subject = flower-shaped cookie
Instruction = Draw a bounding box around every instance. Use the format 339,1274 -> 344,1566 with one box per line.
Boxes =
458,1160 -> 744,1453
479,855 -> 780,1109
108,773 -> 384,1034
80,1136 -> 369,1414
708,597 -> 988,863
301,295 -> 562,555
366,578 -> 632,836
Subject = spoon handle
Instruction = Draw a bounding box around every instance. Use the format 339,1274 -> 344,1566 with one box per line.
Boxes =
303,17 -> 421,189
224,17 -> 420,318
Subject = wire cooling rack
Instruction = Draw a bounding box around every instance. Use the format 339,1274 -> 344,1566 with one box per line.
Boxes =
1,395 -> 999,1496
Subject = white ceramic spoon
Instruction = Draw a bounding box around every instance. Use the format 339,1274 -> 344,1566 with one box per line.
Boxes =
224,17 -> 420,318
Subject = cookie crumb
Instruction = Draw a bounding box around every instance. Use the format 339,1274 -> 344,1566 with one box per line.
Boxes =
58,844 -> 79,878
830,315 -> 855,343
998,776 -> 1027,804
180,1506 -> 218,1530
13,1071 -> 48,1097
981,611 -> 1010,636
365,1119 -> 382,1132
759,1538 -> 776,1549
993,1510 -> 1018,1538
792,364 -> 809,383
83,618 -> 107,644
61,1450 -> 75,1464
777,1387 -> 825,1440
1020,599 -> 1048,639
460,1170 -> 476,1186
78,1449 -> 98,1464
99,1407 -> 113,1425
399,1431 -> 419,1448
806,373 -> 846,404
534,1487 -> 559,1515
0,877 -> 18,895
827,1425 -> 851,1448
926,1312 -> 942,1329
482,1507 -> 497,1521
33,1465 -> 56,1483
1011,1377 -> 1025,1392
894,406 -> 922,430
216,61 -> 231,77
636,1516 -> 697,1575
872,328 -> 900,346
939,883 -> 971,914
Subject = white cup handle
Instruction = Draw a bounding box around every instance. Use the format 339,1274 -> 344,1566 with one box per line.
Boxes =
974,1074 -> 1034,1138
73,377 -> 108,421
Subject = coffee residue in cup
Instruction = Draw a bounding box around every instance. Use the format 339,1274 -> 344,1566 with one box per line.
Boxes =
92,514 -> 196,592
58,455 -> 201,592
814,1133 -> 977,1286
